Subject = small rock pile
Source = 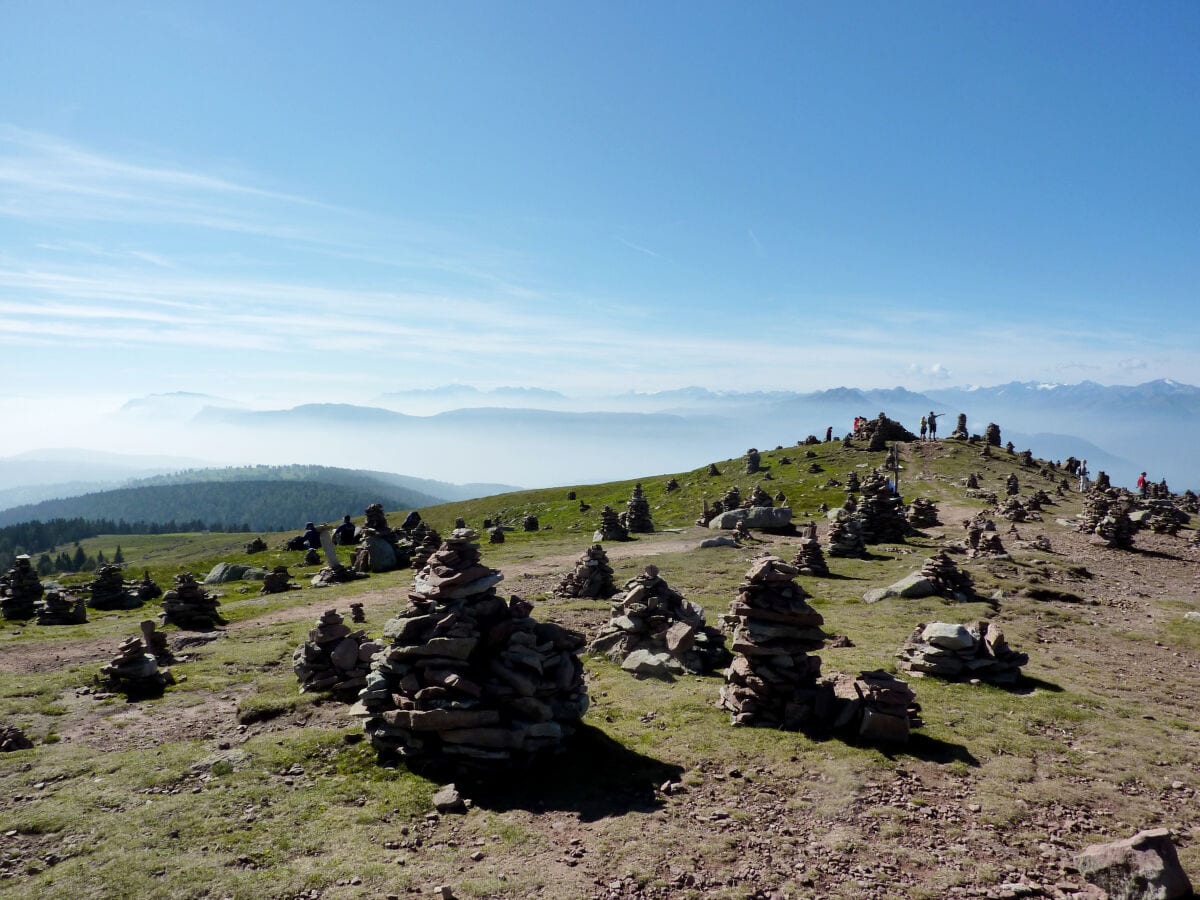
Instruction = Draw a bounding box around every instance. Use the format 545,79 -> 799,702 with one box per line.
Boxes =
719,556 -> 828,729
1132,500 -> 1190,535
791,523 -> 829,576
905,498 -> 940,528
826,517 -> 866,558
1005,473 -> 1020,496
554,544 -> 617,599
293,608 -> 382,699
98,635 -> 174,698
722,485 -> 743,510
588,565 -> 729,677
0,555 -> 43,620
897,622 -> 1028,685
920,551 -> 972,598
245,537 -> 268,554
522,515 -> 539,532
695,500 -> 718,527
707,463 -> 721,476
161,572 -> 225,629
260,566 -> 299,594
36,590 -> 87,625
0,726 -> 33,752
134,571 -> 162,602
747,485 -> 773,507
964,518 -> 1008,558
88,564 -> 141,610
624,484 -> 654,533
595,506 -> 630,542
664,477 -> 679,493
995,497 -> 1030,522
1078,491 -> 1136,549
360,529 -> 589,771
830,670 -> 920,744
744,448 -> 761,474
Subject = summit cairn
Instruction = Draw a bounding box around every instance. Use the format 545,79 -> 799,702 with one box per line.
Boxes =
744,448 -> 761,474
36,590 -> 87,626
554,544 -> 617,599
623,483 -> 654,533
360,529 -> 589,772
719,556 -> 828,729
857,412 -> 917,451
98,635 -> 174,698
595,505 -> 630,542
88,564 -> 142,610
588,565 -> 730,678
0,555 -> 43,620
949,413 -> 969,440
791,523 -> 829,577
897,622 -> 1028,685
161,573 -> 225,629
984,423 -> 1001,446
293,608 -> 382,699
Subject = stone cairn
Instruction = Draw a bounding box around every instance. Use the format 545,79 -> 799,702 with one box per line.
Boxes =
996,497 -> 1030,522
411,527 -> 443,571
1,726 -> 34,752
664,477 -> 679,493
920,551 -> 972,598
522,515 -> 539,532
88,564 -> 142,610
245,537 -> 268,554
588,565 -> 730,677
852,472 -> 912,543
949,413 -> 969,440
747,484 -> 774,507
965,473 -> 979,489
623,483 -> 654,533
984,423 -> 1001,447
353,504 -> 413,573
827,518 -> 866,558
774,491 -> 787,503
98,635 -> 174,698
744,448 -> 761,474
351,603 -> 366,624
140,620 -> 172,662
360,529 -> 589,771
830,670 -> 920,744
791,523 -> 829,577
965,518 -> 1007,558
134,571 -> 162,602
1094,471 -> 1112,491
161,572 -> 225,629
596,505 -> 630,542
722,485 -> 743,510
1078,491 -> 1135,549
859,412 -> 917,451
0,555 -> 43,620
898,622 -> 1028,685
905,498 -> 940,528
1005,473 -> 1020,496
260,565 -> 299,594
294,608 -> 382,700
36,590 -> 87,626
1020,449 -> 1035,467
488,526 -> 505,544
719,556 -> 829,729
695,499 -> 718,527
707,463 -> 721,476
1134,499 -> 1189,535
554,544 -> 617,599
845,471 -> 861,494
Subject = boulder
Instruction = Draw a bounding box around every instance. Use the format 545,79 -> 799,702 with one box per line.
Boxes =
1076,828 -> 1193,900
864,573 -> 934,603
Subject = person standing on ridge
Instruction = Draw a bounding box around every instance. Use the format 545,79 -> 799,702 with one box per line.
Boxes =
919,415 -> 928,441
1078,460 -> 1090,492
927,411 -> 942,440
825,425 -> 833,442
1137,472 -> 1148,497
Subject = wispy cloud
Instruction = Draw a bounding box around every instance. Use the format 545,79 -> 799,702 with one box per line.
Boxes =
617,237 -> 664,260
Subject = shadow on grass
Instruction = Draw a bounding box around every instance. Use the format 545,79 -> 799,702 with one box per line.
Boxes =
878,732 -> 981,767
1001,673 -> 1063,695
1129,546 -> 1183,562
461,723 -> 684,822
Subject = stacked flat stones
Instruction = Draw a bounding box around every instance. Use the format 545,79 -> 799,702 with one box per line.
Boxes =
99,636 -> 173,698
1005,473 -> 1020,496
722,485 -> 743,510
353,504 -> 414,573
830,670 -> 919,744
360,529 -> 589,771
595,506 -> 629,542
1079,491 -> 1135,549
949,413 -> 969,440
747,485 -> 773,507
984,423 -> 1001,446
996,497 -> 1030,522
554,544 -> 617,599
920,551 -> 972,597
744,448 -> 761,474
791,523 -> 829,577
134,572 -> 162,602
522,515 -> 539,532
905,498 -> 940,528
88,564 -> 141,610
852,472 -> 912,543
488,526 -> 505,544
588,565 -> 729,677
294,608 -> 382,699
260,566 -> 299,594
1133,500 -> 1190,535
826,518 -> 866,558
719,557 -> 828,729
411,527 -> 443,571
624,483 -> 653,533
965,519 -> 1007,558
161,572 -> 224,629
0,556 -> 43,620
36,590 -> 87,625
898,622 -> 1028,685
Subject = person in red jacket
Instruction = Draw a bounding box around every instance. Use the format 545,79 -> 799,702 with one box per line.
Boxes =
1137,472 -> 1148,496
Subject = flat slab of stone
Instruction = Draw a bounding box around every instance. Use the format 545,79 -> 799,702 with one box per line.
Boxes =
621,649 -> 683,679
864,573 -> 935,603
921,623 -> 975,651
699,536 -> 739,549
708,507 -> 793,530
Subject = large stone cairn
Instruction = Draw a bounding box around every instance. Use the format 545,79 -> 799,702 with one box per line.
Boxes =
589,565 -> 729,677
353,504 -> 413,573
720,556 -> 828,729
845,470 -> 861,494
744,448 -> 761,474
1079,491 -> 1135,549
984,423 -> 1001,446
905,498 -> 940,528
898,622 -> 1028,685
852,472 -> 911,543
293,608 -> 382,699
554,544 -> 617,599
860,412 -> 917,451
260,565 -> 299,594
98,635 -> 173,698
595,505 -> 629,542
747,484 -> 774,507
161,572 -> 224,629
827,517 -> 866,558
920,551 -> 972,597
791,523 -> 829,576
36,590 -> 87,626
0,555 -> 43,620
949,413 -> 969,440
88,564 -> 141,610
360,529 -> 589,771
623,483 -> 654,533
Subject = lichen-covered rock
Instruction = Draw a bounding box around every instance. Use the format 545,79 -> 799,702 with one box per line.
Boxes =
1076,828 -> 1194,900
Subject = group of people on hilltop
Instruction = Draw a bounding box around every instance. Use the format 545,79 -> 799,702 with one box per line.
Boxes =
301,515 -> 358,551
918,411 -> 942,440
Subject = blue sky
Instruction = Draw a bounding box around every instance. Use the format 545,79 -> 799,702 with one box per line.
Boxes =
1,1 -> 1197,421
